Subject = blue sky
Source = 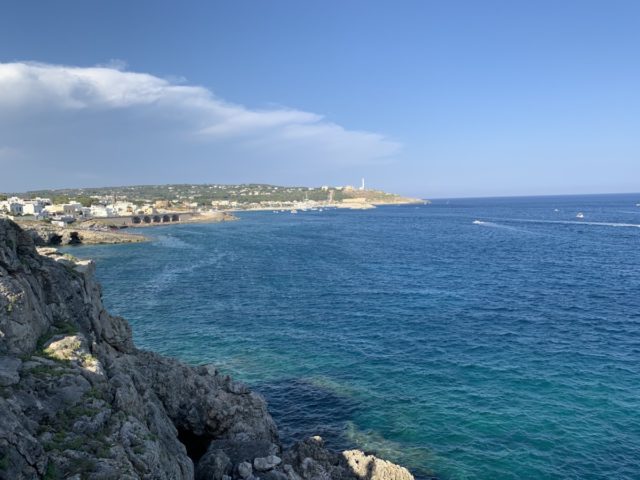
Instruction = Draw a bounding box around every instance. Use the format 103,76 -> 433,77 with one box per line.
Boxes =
0,0 -> 638,197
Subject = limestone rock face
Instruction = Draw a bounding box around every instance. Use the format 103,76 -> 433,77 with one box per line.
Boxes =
0,219 -> 414,480
281,436 -> 416,480
342,450 -> 414,480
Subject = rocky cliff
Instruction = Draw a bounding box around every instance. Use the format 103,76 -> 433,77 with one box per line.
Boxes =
0,219 -> 413,480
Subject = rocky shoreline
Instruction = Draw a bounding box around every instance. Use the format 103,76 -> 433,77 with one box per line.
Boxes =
13,211 -> 237,247
0,219 -> 414,480
15,221 -> 148,247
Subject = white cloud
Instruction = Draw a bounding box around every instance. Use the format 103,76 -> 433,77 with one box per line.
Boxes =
0,62 -> 400,191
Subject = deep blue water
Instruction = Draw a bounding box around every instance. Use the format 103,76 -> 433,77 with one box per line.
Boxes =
68,194 -> 640,479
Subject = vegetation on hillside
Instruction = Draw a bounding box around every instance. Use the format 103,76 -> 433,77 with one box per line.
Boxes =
6,184 -> 419,207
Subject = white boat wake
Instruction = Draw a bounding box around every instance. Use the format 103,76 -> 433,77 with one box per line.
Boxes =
494,218 -> 640,229
472,220 -> 537,234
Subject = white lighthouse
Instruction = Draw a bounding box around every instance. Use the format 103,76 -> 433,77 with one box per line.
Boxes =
359,177 -> 365,191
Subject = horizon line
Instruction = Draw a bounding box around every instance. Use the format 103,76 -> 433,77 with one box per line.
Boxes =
428,191 -> 640,201
2,183 -> 639,202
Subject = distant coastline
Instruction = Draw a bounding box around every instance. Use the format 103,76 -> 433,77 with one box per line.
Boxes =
2,183 -> 427,246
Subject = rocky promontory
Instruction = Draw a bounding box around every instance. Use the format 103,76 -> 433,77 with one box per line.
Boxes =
0,219 -> 414,480
15,220 -> 148,246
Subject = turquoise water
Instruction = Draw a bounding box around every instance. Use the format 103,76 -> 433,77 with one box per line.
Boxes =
69,194 -> 640,479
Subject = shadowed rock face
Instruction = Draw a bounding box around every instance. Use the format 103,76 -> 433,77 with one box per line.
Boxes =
0,219 -> 414,480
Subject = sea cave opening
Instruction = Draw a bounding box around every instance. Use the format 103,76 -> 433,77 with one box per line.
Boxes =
68,232 -> 82,245
48,234 -> 62,246
177,427 -> 210,465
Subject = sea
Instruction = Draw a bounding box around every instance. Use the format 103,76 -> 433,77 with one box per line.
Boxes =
67,193 -> 640,480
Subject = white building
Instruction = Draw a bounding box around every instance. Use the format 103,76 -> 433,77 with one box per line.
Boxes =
114,201 -> 136,215
79,207 -> 93,218
30,197 -> 51,206
63,203 -> 83,215
22,200 -> 46,216
9,202 -> 24,215
44,204 -> 65,216
90,205 -> 117,217
0,197 -> 54,216
22,203 -> 39,215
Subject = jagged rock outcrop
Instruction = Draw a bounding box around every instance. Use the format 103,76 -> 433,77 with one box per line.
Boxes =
0,219 -> 414,480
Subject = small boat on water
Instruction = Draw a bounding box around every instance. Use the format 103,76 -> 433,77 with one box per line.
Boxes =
576,212 -> 584,219
290,209 -> 298,214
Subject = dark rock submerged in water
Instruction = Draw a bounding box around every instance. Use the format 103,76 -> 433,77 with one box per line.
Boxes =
0,219 -> 413,480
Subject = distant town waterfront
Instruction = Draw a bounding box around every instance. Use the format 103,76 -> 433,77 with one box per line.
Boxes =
0,183 -> 423,244
70,194 -> 640,480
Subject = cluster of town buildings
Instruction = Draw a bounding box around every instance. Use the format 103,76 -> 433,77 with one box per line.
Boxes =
0,196 -> 162,226
0,180 -> 372,224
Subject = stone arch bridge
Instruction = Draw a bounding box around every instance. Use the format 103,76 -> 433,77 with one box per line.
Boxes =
131,213 -> 181,224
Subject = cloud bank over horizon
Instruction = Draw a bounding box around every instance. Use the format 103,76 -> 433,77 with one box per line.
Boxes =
0,61 -> 401,192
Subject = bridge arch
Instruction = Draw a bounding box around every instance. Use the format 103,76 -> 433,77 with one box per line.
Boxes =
143,216 -> 151,224
132,216 -> 141,224
162,214 -> 170,223
153,215 -> 161,223
172,214 -> 180,222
